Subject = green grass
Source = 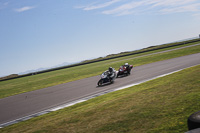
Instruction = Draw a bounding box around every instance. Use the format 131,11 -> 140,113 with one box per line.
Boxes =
1,65 -> 199,133
0,43 -> 199,99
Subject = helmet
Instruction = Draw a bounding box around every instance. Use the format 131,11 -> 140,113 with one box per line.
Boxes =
109,67 -> 113,72
125,63 -> 128,65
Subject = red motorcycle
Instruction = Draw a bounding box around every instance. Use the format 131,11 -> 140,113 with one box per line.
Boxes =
117,65 -> 133,77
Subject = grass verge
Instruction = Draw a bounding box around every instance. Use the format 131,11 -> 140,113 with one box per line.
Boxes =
0,43 -> 199,99
1,65 -> 199,133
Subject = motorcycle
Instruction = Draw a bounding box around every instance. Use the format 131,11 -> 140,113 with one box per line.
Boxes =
117,65 -> 133,77
97,70 -> 118,86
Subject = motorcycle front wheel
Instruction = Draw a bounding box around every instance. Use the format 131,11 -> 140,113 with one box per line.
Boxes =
97,79 -> 103,86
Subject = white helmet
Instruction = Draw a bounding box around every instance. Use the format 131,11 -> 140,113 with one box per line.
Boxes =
125,63 -> 128,65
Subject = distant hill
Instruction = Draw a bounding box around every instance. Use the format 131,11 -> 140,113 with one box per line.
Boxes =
18,62 -> 74,75
0,74 -> 19,80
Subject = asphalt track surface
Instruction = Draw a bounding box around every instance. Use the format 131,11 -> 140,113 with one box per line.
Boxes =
0,53 -> 200,126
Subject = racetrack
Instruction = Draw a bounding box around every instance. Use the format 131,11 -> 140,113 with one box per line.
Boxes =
0,53 -> 200,127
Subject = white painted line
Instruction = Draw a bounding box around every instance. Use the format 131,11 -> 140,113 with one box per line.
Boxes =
49,99 -> 87,112
113,69 -> 183,92
0,64 -> 198,128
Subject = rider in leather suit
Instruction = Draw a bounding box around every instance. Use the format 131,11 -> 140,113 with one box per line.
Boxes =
108,67 -> 115,81
124,63 -> 130,74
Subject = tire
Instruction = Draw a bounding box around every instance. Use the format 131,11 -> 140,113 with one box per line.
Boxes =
188,111 -> 200,130
97,79 -> 103,86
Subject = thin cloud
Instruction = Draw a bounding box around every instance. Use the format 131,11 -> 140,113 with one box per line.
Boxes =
102,1 -> 145,15
192,13 -> 200,20
193,13 -> 200,17
3,2 -> 9,6
77,0 -> 200,16
79,0 -> 121,11
149,0 -> 197,7
0,2 -> 9,10
161,3 -> 200,14
143,0 -> 200,15
15,6 -> 35,12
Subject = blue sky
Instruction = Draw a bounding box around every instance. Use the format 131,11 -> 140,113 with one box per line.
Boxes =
0,0 -> 200,77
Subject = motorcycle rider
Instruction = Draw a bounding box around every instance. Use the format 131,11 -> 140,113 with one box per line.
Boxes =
108,67 -> 115,81
124,63 -> 130,74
